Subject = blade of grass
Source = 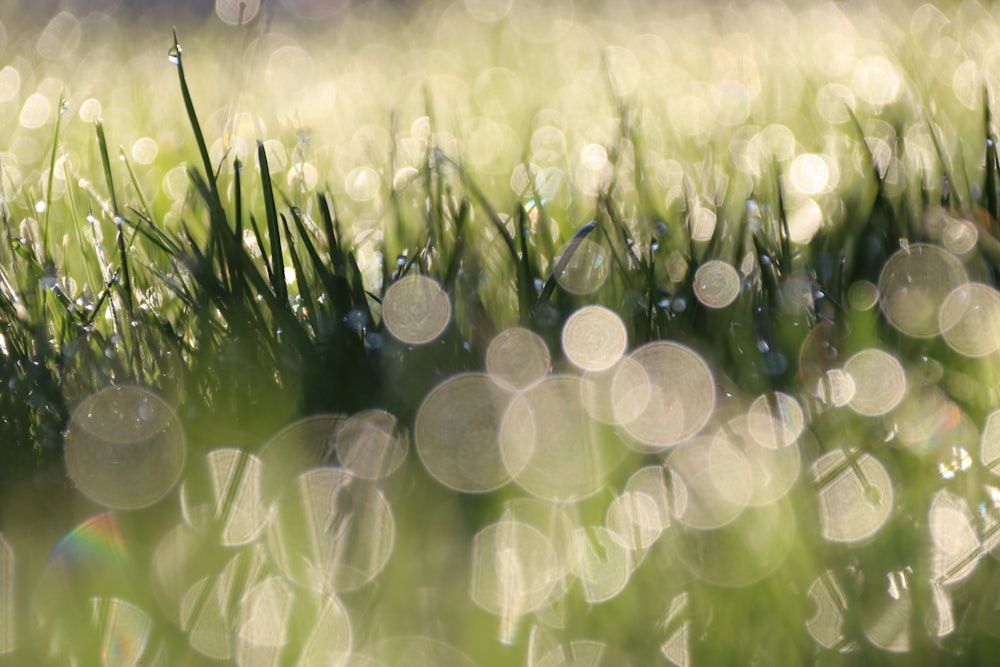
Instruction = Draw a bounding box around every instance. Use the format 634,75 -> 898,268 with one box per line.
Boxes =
257,140 -> 288,306
171,30 -> 220,206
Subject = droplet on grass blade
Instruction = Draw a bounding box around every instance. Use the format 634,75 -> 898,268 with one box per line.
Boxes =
65,386 -> 185,510
561,305 -> 627,372
415,373 -> 513,493
382,275 -> 451,345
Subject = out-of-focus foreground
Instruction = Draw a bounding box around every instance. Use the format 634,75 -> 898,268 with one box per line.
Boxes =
2,0 -> 1000,665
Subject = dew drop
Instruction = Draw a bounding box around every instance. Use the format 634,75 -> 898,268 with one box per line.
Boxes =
167,45 -> 181,65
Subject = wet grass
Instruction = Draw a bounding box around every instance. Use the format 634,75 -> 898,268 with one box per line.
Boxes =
6,3 -> 1000,666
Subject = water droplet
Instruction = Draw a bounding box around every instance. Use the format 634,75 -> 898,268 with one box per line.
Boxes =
59,99 -> 68,115
670,297 -> 687,313
650,240 -> 660,252
988,139 -> 995,148
396,253 -> 407,267
167,45 -> 181,65
655,221 -> 668,236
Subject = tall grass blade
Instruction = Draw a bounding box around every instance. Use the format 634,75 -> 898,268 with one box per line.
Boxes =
257,141 -> 288,306
171,30 -> 220,205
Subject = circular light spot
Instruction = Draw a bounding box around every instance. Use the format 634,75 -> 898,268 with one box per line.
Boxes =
19,93 -> 50,129
746,392 -> 804,449
555,238 -> 609,295
878,243 -> 967,338
561,305 -> 627,372
611,341 -> 716,450
929,490 -> 980,585
571,525 -> 633,604
415,373 -> 513,494
728,415 -> 802,507
789,154 -> 829,195
179,448 -> 268,548
465,0 -> 513,21
336,409 -> 407,480
0,66 -> 20,102
668,434 -> 752,530
981,409 -> 1000,475
942,216 -> 978,256
816,83 -> 854,124
693,260 -> 740,309
216,0 -> 261,25
806,572 -> 853,651
65,386 -> 185,510
36,12 -> 80,60
844,348 -> 906,417
286,162 -> 318,191
382,275 -> 451,345
257,414 -> 342,498
267,467 -> 394,593
816,369 -> 856,407
848,280 -> 879,311
605,491 -> 664,551
470,517 -> 560,617
131,137 -> 158,165
345,166 -> 380,202
852,56 -> 901,106
486,327 -> 550,390
939,283 -> 1000,358
500,375 -> 608,501
690,207 -> 716,242
674,501 -> 796,588
812,449 -> 893,544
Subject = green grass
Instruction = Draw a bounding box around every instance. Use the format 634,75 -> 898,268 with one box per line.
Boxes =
4,1 -> 1000,665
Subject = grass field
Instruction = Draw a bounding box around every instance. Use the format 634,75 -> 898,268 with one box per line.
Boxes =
3,0 -> 1000,665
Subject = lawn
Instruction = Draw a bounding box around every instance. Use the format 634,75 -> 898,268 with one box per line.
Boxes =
1,0 -> 1000,665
